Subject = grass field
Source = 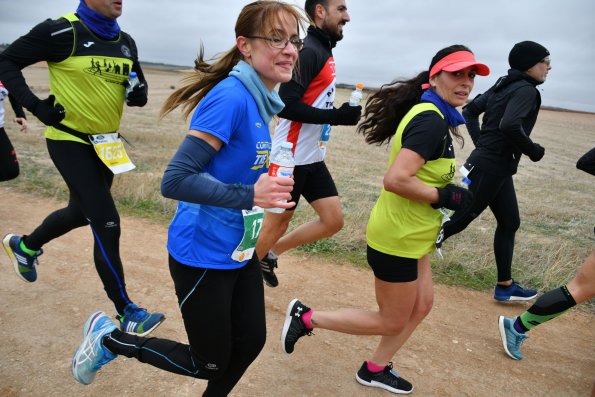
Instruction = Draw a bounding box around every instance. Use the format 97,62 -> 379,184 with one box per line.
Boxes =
4,64 -> 594,308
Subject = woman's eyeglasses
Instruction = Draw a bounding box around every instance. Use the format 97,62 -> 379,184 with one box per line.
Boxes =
246,36 -> 304,51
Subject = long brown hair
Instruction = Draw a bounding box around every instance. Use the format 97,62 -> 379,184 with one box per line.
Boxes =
358,44 -> 473,146
160,1 -> 306,120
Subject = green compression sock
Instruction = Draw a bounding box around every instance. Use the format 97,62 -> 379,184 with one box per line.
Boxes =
518,286 -> 577,331
19,240 -> 38,256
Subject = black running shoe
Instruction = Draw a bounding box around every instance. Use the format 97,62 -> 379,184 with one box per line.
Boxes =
260,251 -> 279,288
355,361 -> 414,394
281,298 -> 312,354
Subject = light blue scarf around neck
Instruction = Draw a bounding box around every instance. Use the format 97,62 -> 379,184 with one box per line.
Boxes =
229,60 -> 284,124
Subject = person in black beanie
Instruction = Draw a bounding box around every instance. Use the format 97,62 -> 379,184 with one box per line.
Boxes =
437,40 -> 552,302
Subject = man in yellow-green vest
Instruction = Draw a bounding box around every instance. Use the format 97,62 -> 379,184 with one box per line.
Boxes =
0,0 -> 165,337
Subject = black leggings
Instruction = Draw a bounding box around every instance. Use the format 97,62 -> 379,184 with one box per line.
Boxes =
104,255 -> 266,397
0,127 -> 19,181
442,167 -> 520,282
23,139 -> 132,313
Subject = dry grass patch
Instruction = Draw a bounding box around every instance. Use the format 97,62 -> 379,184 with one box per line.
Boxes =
4,65 -> 594,309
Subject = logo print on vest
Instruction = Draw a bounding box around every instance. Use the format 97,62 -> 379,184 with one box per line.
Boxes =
121,45 -> 131,58
83,41 -> 95,48
441,163 -> 456,182
84,58 -> 131,85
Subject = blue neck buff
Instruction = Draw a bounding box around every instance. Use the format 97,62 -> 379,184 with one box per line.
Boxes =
229,60 -> 284,124
76,0 -> 120,40
420,89 -> 466,128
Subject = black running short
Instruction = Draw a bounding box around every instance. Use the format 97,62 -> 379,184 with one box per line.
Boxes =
289,161 -> 338,210
366,245 -> 418,282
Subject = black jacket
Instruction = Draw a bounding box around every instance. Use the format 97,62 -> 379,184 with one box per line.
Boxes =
463,69 -> 543,176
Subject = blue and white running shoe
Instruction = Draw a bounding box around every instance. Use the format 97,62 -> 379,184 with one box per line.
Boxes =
117,303 -> 165,336
72,311 -> 118,385
3,234 -> 43,282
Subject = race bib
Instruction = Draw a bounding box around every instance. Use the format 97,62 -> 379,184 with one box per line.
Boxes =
231,206 -> 264,262
89,133 -> 135,174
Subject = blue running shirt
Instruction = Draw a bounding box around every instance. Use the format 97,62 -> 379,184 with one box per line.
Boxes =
167,76 -> 271,269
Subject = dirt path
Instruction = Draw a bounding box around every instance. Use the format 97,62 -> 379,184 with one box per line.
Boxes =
0,187 -> 593,397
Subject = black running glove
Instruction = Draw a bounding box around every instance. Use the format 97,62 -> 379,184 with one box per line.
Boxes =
125,80 -> 148,107
432,184 -> 474,211
527,143 -> 545,162
33,95 -> 66,126
330,102 -> 362,126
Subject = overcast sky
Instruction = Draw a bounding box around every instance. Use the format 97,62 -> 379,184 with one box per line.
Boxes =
1,0 -> 595,112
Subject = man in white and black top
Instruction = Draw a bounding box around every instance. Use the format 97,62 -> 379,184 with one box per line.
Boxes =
256,0 -> 361,287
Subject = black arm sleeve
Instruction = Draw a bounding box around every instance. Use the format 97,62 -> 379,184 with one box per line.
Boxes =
8,93 -> 26,119
161,135 -> 255,209
463,92 -> 488,145
499,86 -> 539,154
576,147 -> 595,176
278,81 -> 337,124
0,19 -> 72,112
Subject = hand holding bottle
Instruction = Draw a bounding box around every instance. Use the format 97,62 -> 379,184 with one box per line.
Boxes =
331,102 -> 361,125
253,172 -> 295,210
125,72 -> 148,107
266,142 -> 295,213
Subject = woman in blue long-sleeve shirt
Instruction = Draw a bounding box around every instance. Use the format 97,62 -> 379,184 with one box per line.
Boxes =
71,3 -> 304,396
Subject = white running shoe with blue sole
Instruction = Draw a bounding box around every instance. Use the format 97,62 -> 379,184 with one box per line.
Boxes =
72,311 -> 118,385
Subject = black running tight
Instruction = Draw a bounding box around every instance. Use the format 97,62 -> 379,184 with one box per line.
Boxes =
104,255 -> 266,397
442,167 -> 520,282
23,139 -> 132,313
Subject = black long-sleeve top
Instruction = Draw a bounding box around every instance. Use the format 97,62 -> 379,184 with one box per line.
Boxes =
463,69 -> 542,176
8,93 -> 26,119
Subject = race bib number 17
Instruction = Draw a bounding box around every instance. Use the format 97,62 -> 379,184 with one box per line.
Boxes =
231,207 -> 264,262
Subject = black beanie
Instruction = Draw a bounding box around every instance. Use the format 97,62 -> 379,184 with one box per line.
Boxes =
508,41 -> 550,71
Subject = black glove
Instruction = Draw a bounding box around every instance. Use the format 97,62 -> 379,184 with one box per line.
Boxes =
330,102 -> 362,126
432,184 -> 474,211
527,143 -> 545,162
576,147 -> 595,176
125,80 -> 148,107
33,95 -> 65,126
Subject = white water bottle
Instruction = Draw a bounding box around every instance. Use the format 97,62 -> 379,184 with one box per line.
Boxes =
266,141 -> 295,213
349,83 -> 364,106
126,72 -> 140,98
460,176 -> 471,190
